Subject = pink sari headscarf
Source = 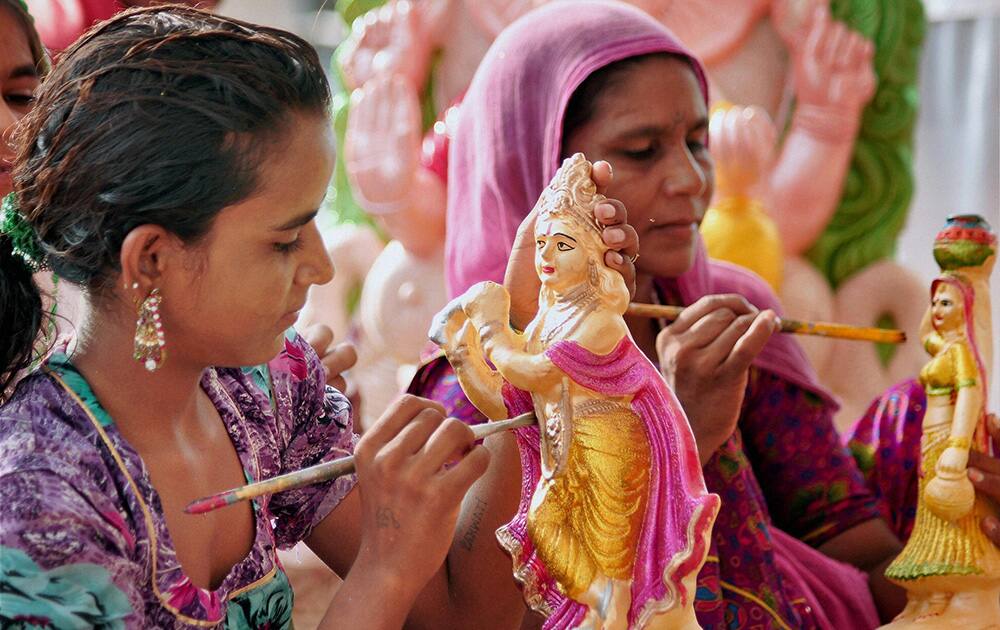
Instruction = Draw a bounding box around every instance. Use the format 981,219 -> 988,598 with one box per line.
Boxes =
446,0 -> 833,404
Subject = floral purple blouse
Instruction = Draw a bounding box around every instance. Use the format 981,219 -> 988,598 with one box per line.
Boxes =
0,330 -> 357,629
411,357 -> 883,629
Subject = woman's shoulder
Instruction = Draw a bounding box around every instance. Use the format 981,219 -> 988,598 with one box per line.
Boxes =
0,371 -> 111,481
0,372 -> 131,549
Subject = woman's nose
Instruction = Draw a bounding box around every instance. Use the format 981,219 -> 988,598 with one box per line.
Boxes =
662,146 -> 706,198
298,224 -> 335,287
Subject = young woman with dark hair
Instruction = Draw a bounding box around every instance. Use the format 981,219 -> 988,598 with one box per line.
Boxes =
0,5 -> 640,627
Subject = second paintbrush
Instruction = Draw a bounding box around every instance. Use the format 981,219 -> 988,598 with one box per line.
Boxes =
185,412 -> 536,515
625,303 -> 906,344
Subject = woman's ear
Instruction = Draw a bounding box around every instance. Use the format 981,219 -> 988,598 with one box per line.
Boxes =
118,225 -> 182,294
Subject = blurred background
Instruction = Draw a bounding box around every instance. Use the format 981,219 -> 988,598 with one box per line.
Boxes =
212,0 -> 1000,404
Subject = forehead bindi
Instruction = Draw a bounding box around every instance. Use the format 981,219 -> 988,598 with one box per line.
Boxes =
537,219 -> 573,237
596,61 -> 704,137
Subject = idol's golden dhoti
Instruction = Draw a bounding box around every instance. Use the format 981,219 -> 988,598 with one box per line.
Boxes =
527,399 -> 650,598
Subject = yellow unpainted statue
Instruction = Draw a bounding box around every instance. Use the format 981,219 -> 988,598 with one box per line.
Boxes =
881,215 -> 999,630
699,103 -> 783,291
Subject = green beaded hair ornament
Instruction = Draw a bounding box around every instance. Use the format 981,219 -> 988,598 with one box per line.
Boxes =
1,192 -> 46,272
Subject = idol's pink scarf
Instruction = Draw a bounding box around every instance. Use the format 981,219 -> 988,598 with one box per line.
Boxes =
445,0 -> 834,406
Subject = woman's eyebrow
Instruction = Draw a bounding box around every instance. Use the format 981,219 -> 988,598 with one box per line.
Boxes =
616,125 -> 664,140
9,64 -> 38,79
271,209 -> 319,231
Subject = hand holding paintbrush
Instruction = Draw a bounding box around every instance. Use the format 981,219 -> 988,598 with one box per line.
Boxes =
186,411 -> 535,515
626,303 -> 905,344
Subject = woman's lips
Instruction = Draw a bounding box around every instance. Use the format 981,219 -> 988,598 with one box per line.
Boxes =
542,265 -> 555,274
650,222 -> 697,240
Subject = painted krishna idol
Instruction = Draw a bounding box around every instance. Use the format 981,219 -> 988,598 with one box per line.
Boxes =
430,154 -> 719,630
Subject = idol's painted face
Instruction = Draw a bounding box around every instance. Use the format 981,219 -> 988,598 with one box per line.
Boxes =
0,5 -> 40,197
931,282 -> 964,334
535,217 -> 590,294
562,55 -> 712,280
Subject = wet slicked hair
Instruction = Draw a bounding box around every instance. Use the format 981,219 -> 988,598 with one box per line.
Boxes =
1,5 -> 331,394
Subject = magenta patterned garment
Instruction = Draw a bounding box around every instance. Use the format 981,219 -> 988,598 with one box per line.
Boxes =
0,331 -> 356,628
410,357 -> 882,629
844,379 -> 927,541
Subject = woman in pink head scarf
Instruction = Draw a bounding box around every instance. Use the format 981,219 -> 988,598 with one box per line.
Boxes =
411,1 -> 906,627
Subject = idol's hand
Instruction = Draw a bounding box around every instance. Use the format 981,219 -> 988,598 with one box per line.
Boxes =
937,446 -> 970,478
790,4 -> 875,136
459,282 -> 513,357
352,395 -> 490,601
656,294 -> 779,465
504,161 -> 638,329
336,0 -> 434,91
345,74 -> 422,215
967,413 -> 1000,547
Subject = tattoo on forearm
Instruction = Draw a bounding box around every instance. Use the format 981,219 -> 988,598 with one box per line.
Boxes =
460,498 -> 489,551
377,507 -> 401,529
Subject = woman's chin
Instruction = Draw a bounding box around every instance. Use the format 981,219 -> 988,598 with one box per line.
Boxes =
638,250 -> 697,281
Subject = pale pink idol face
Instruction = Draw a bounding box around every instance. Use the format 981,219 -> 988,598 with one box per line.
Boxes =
931,282 -> 964,334
535,217 -> 590,294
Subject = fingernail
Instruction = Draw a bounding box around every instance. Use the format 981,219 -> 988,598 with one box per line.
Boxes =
596,204 -> 615,220
969,468 -> 985,483
609,251 -> 624,265
605,227 -> 625,244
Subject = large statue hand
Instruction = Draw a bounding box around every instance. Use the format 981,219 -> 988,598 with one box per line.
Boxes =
504,162 -> 638,329
337,0 -> 437,91
345,74 -> 422,215
464,0 -> 540,38
790,4 -> 875,134
771,0 -> 825,49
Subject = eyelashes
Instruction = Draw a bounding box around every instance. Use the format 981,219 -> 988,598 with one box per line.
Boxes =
273,237 -> 304,254
536,239 -> 575,252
